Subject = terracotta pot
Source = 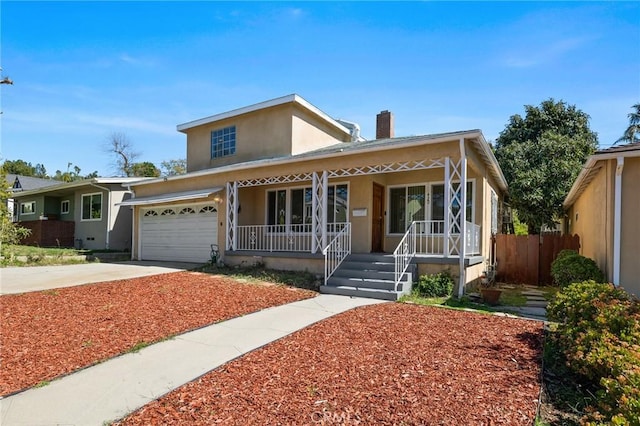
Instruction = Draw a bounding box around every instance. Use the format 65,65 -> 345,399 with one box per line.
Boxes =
480,288 -> 502,305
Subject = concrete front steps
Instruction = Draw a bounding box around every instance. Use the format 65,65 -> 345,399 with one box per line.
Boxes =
320,253 -> 415,301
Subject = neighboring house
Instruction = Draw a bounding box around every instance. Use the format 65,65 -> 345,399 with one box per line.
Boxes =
563,142 -> 640,297
122,94 -> 508,299
11,178 -> 143,250
5,174 -> 60,222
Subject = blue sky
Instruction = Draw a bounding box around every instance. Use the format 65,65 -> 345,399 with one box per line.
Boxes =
1,1 -> 638,177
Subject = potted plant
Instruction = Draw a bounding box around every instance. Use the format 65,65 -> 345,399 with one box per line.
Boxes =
479,263 -> 502,305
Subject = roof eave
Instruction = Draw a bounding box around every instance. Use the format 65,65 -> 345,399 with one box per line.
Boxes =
176,94 -> 351,136
131,130 -> 507,191
563,147 -> 640,208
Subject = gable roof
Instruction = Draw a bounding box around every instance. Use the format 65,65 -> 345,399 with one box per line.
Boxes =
176,94 -> 352,137
132,130 -> 508,192
10,177 -> 148,199
563,142 -> 640,208
6,174 -> 60,192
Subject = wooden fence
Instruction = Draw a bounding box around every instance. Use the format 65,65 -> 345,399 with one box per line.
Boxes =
495,234 -> 580,285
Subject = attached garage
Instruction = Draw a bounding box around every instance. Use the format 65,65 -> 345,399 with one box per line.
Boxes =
140,203 -> 218,263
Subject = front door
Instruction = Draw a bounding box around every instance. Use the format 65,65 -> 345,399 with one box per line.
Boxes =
372,183 -> 384,252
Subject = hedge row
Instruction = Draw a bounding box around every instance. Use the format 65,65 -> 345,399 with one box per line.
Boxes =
547,281 -> 640,424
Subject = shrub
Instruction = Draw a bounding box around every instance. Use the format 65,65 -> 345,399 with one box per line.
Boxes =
414,272 -> 454,298
548,281 -> 640,423
555,248 -> 578,261
550,252 -> 605,287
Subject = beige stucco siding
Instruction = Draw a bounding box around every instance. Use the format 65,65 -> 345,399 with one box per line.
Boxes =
185,104 -> 292,172
567,163 -> 612,277
290,106 -> 351,154
620,157 -> 640,296
185,103 -> 349,173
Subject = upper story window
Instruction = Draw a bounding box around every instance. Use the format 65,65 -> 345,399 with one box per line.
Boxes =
21,201 -> 36,215
211,125 -> 236,159
81,193 -> 102,221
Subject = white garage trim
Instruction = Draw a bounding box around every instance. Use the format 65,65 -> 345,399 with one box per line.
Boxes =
139,202 -> 218,263
119,187 -> 223,206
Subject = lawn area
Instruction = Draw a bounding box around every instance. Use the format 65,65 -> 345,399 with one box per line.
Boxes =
117,303 -> 544,425
1,244 -> 93,267
0,271 -> 315,396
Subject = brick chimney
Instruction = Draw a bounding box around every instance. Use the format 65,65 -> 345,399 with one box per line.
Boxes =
376,110 -> 394,139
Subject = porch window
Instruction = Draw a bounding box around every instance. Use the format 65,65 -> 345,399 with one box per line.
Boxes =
81,193 -> 102,221
61,200 -> 70,215
431,181 -> 473,233
389,181 -> 474,234
266,184 -> 348,230
389,186 -> 425,234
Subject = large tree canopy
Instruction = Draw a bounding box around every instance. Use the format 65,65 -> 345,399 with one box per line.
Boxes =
2,159 -> 47,178
494,99 -> 598,234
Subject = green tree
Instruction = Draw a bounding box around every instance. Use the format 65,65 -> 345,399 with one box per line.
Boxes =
495,99 -> 598,234
2,159 -> 38,176
160,158 -> 187,176
615,103 -> 640,145
130,162 -> 161,177
53,163 -> 98,182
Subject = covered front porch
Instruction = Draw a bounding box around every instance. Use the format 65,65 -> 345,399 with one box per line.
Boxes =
223,143 -> 487,299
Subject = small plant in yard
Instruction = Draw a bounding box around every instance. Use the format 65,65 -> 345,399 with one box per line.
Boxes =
413,272 -> 454,298
547,281 -> 640,424
127,341 -> 150,353
199,264 -> 320,291
550,252 -> 604,287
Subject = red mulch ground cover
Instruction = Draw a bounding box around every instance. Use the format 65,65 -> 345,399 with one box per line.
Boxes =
119,303 -> 544,425
0,271 -> 315,396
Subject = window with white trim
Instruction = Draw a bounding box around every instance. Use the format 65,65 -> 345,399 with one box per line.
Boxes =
21,201 -> 36,215
61,200 -> 70,215
211,125 -> 236,159
81,193 -> 102,221
266,184 -> 348,231
388,181 -> 474,234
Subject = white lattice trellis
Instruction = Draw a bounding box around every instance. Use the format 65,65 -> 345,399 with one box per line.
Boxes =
226,181 -> 238,251
311,171 -> 328,253
235,158 -> 446,187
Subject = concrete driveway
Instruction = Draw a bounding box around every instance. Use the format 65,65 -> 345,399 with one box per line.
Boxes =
0,261 -> 202,295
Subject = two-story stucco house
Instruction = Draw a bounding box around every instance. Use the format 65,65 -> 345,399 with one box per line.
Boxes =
121,94 -> 507,300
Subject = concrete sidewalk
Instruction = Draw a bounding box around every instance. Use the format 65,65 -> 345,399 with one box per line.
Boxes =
0,294 -> 384,426
0,261 -> 201,295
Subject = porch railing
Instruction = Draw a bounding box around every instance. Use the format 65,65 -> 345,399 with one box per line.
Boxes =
323,223 -> 351,285
393,221 -> 417,287
414,220 -> 445,254
465,221 -> 481,255
235,223 -> 348,252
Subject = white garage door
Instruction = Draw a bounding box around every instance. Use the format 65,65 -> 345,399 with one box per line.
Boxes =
140,204 -> 218,263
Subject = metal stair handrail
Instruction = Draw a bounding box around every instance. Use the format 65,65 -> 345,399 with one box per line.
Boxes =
323,223 -> 351,285
394,221 -> 417,287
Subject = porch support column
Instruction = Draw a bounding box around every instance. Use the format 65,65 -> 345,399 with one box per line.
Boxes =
443,157 -> 451,257
457,138 -> 468,298
613,156 -> 624,286
312,171 -> 328,253
226,181 -> 238,251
